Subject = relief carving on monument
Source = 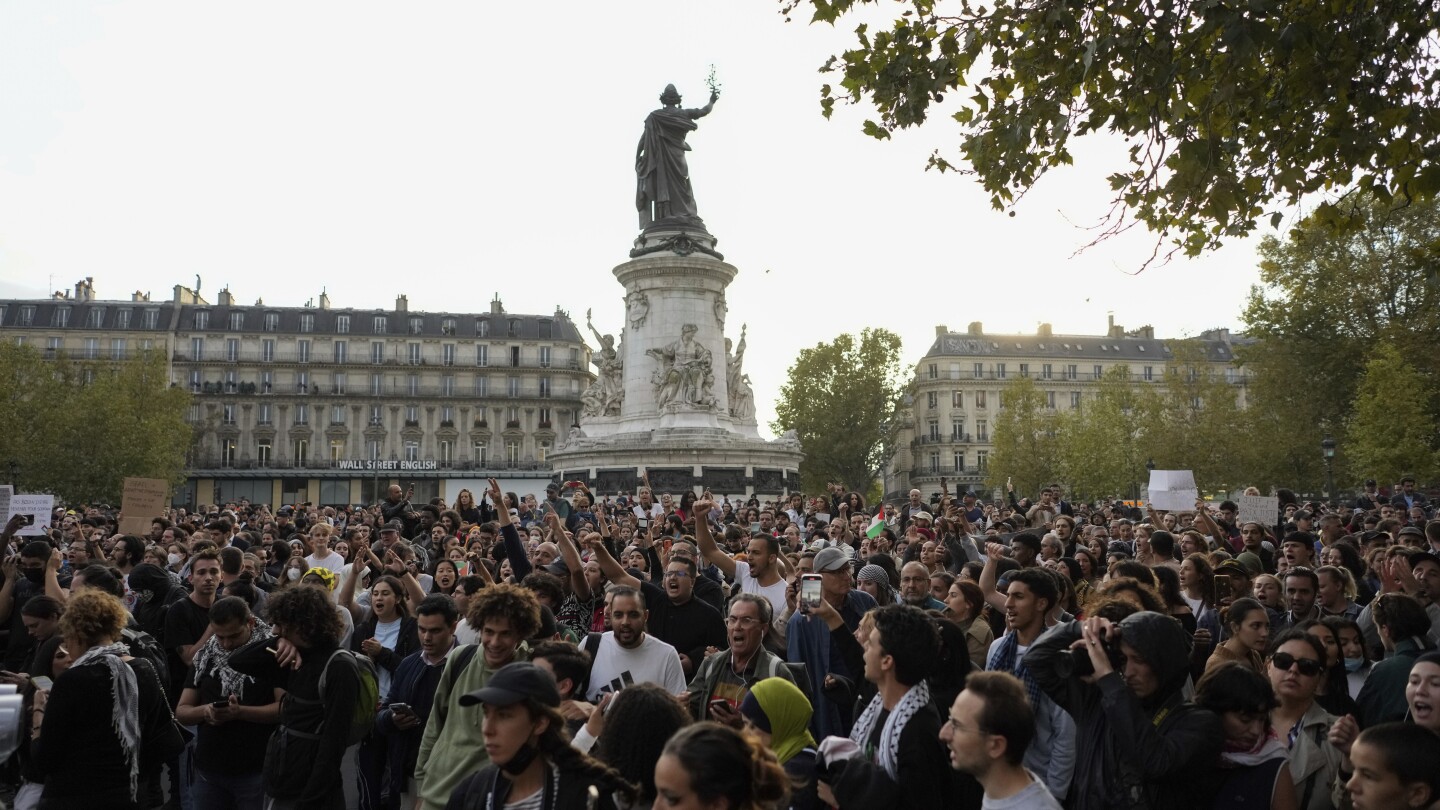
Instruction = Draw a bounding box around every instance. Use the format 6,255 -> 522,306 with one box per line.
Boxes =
580,309 -> 624,418
647,323 -> 716,411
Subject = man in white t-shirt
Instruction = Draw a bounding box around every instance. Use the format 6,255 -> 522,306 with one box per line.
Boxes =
693,496 -> 789,616
585,587 -> 687,701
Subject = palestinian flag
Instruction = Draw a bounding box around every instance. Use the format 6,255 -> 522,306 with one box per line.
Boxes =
866,510 -> 886,539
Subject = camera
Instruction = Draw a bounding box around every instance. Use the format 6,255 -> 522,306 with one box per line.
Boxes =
1069,627 -> 1126,677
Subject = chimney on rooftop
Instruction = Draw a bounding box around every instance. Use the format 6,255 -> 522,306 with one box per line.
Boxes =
318,289 -> 330,310
490,294 -> 505,315
967,321 -> 983,336
1038,323 -> 1052,338
395,294 -> 408,313
935,324 -> 948,337
217,287 -> 234,307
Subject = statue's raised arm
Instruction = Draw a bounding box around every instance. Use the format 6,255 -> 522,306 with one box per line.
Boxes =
636,84 -> 719,233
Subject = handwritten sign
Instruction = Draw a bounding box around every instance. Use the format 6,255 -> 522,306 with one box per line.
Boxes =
1236,494 -> 1279,527
1148,470 -> 1198,512
119,477 -> 169,535
5,494 -> 54,536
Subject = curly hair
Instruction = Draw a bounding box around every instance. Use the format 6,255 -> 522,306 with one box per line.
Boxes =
595,683 -> 692,801
266,585 -> 343,649
661,723 -> 790,810
1086,577 -> 1167,615
59,589 -> 128,647
466,582 -> 540,639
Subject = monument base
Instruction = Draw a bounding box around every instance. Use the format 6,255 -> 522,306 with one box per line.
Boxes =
549,429 -> 801,500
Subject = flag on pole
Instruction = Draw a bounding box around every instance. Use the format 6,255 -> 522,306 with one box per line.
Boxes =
866,510 -> 886,539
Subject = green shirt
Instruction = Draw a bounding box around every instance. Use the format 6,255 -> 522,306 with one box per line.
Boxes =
414,643 -> 528,810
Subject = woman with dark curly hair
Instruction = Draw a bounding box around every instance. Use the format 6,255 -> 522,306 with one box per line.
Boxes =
655,722 -> 791,810
237,585 -> 361,810
589,683 -> 693,806
446,662 -> 637,810
31,589 -> 183,810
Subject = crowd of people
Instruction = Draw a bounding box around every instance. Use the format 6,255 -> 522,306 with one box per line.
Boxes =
2,472 -> 1439,810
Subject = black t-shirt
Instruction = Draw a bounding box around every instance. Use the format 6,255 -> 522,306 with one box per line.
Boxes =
164,598 -> 211,690
187,649 -> 278,775
3,575 -> 45,670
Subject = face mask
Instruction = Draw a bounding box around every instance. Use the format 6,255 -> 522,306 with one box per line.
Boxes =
167,553 -> 182,567
499,740 -> 541,776
287,568 -> 302,582
22,569 -> 44,585
1344,657 -> 1365,672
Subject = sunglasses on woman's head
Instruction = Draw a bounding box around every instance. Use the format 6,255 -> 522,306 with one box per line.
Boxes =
1271,652 -> 1322,677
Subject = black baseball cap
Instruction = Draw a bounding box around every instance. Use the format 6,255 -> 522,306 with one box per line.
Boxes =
458,662 -> 560,708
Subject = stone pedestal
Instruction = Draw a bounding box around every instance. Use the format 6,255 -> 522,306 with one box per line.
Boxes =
549,229 -> 802,497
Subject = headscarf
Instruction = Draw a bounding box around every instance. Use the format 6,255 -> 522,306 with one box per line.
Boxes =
303,566 -> 337,591
739,677 -> 815,764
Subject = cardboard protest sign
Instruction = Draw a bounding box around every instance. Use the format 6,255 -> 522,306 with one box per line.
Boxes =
1148,469 -> 1199,512
119,477 -> 169,535
5,494 -> 55,536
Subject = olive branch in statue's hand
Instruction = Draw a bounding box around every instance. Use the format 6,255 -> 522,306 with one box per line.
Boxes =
706,65 -> 722,100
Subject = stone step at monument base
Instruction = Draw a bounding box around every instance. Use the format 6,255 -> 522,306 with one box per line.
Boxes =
549,432 -> 802,500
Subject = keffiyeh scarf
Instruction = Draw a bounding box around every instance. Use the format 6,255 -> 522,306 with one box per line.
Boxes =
191,619 -> 274,698
848,679 -> 931,780
72,642 -> 140,802
987,630 -> 1046,711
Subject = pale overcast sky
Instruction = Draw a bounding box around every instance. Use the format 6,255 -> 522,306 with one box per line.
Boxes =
0,2 -> 1273,436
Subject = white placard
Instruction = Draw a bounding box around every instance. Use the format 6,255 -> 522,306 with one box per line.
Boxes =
1236,494 -> 1278,527
5,494 -> 55,536
1148,469 -> 1198,512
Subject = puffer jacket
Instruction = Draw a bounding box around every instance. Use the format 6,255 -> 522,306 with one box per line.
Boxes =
1027,611 -> 1223,810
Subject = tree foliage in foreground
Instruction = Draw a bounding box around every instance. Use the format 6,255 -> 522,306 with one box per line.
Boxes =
0,344 -> 192,504
773,328 -> 908,494
782,0 -> 1440,261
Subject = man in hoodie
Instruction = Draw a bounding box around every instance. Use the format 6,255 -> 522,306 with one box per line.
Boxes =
1026,610 -> 1223,810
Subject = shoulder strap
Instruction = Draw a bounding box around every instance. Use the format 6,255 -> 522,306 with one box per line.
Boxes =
316,647 -> 350,698
444,644 -> 481,696
584,632 -> 603,659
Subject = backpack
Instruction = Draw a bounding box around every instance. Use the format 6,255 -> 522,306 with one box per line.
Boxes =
120,626 -> 169,688
322,648 -> 380,746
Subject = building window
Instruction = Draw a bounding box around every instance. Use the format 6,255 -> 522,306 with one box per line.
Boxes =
18,306 -> 35,326
293,438 -> 309,462
368,439 -> 382,459
371,373 -> 383,396
226,338 -> 240,362
538,319 -> 553,339
405,405 -> 419,423
223,404 -> 237,425
476,318 -> 489,337
929,452 -> 940,473
371,342 -> 384,364
476,345 -> 489,367
295,404 -> 310,425
442,344 -> 455,366
948,363 -> 960,380
296,371 -> 310,393
1143,365 -> 1153,381
926,391 -> 938,409
927,419 -> 940,441
408,343 -> 422,365
331,406 -> 345,425
951,420 -> 964,440
329,440 -> 344,461
257,443 -> 271,466
538,407 -> 552,427
507,376 -> 520,397
46,337 -> 62,355
406,374 -> 419,396
298,340 -> 311,363
260,371 -> 273,392
927,363 -> 937,379
336,315 -> 350,334
474,443 -> 489,466
539,377 -> 551,398
952,390 -> 964,409
229,311 -> 244,330
262,339 -> 275,362
334,372 -> 347,395
475,376 -> 488,397
88,308 -> 105,328
441,405 -> 454,424
505,440 -> 520,463
1071,392 -> 1082,409
1093,364 -> 1103,378
261,312 -> 278,332
51,307 -> 72,328
536,441 -> 549,463
373,315 -> 388,334
334,342 -> 347,364
224,370 -> 238,392
369,405 -> 382,426
409,316 -> 424,335
258,403 -> 272,425
1066,364 -> 1077,380
1019,363 -> 1029,377
192,310 -> 208,330
441,318 -> 456,336
506,406 -> 520,425
977,450 -> 989,471
954,451 -> 965,471
404,441 -> 420,461
143,308 -> 159,330
442,375 -> 455,396
996,363 -> 1007,379
189,370 -> 201,392
975,391 -> 987,409
222,439 -> 237,467
510,346 -> 521,367
439,440 -> 453,464
1045,391 -> 1056,408
191,337 -> 204,360
976,419 -> 989,442
294,313 -> 311,334
538,346 -> 551,368
1042,363 -> 1052,379
111,339 -> 126,360
115,309 -> 131,329
507,319 -> 520,338
82,338 -> 99,359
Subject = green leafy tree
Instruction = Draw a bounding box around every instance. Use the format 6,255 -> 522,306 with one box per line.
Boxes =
1347,344 -> 1437,485
986,377 -> 1060,497
781,0 -> 1440,260
773,328 -> 908,493
0,344 -> 192,504
1055,365 -> 1162,501
1149,341 -> 1248,491
1241,194 -> 1440,490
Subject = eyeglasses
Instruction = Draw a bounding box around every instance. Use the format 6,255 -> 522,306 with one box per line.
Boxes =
663,571 -> 691,579
945,717 -> 988,736
1271,652 -> 1323,677
725,616 -> 761,628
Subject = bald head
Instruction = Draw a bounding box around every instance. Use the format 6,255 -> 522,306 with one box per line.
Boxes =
900,561 -> 932,606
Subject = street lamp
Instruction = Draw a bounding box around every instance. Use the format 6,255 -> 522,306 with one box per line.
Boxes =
1321,435 -> 1336,503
